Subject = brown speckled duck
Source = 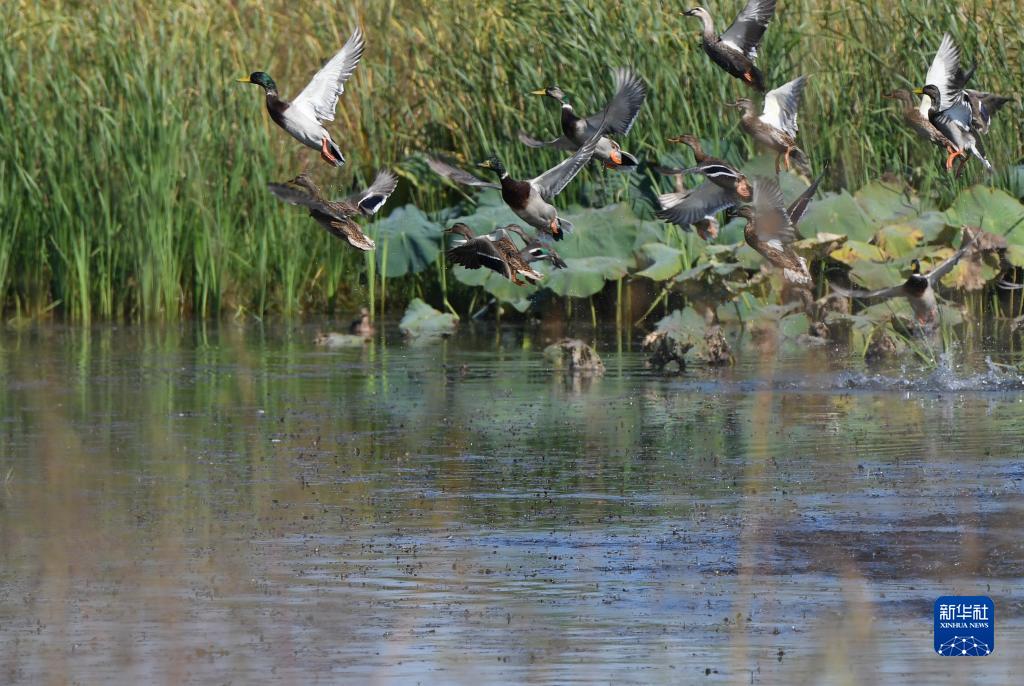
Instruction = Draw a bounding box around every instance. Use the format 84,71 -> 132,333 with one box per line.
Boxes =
267,171 -> 397,251
445,224 -> 544,285
729,75 -> 811,175
735,176 -> 812,286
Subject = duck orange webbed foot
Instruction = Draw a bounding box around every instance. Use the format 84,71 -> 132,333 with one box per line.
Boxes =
549,218 -> 561,239
608,148 -> 623,166
944,148 -> 964,172
320,138 -> 339,165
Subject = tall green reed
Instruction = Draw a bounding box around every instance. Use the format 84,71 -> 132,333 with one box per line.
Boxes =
1,0 -> 1021,320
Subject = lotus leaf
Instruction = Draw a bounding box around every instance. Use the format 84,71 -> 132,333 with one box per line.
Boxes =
874,225 -> 923,258
798,191 -> 876,242
372,205 -> 442,277
635,243 -> 685,281
543,256 -> 630,298
945,185 -> 1024,237
399,298 -> 458,338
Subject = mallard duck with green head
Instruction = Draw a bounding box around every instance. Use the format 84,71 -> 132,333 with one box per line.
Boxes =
683,0 -> 777,92
830,227 -> 976,329
267,170 -> 396,251
239,28 -> 364,167
445,224 -> 545,285
502,224 -> 568,269
911,34 -> 1006,174
729,75 -> 811,175
520,68 -> 647,170
427,124 -> 603,241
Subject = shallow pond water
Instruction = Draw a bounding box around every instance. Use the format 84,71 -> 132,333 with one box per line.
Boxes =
1,323 -> 1023,684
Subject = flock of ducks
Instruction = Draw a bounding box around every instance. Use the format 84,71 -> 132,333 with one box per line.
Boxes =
238,1 -> 1011,330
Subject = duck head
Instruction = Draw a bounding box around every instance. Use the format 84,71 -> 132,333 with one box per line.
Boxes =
883,90 -> 914,106
237,71 -> 277,93
726,98 -> 756,115
913,84 -> 942,108
734,206 -> 756,221
683,7 -> 715,34
531,86 -> 567,105
444,223 -> 475,240
477,156 -> 508,178
667,133 -> 700,148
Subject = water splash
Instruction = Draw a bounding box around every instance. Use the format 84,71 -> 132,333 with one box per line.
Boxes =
835,354 -> 1024,392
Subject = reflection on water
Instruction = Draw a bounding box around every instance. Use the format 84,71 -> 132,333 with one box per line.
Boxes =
0,324 -> 1022,684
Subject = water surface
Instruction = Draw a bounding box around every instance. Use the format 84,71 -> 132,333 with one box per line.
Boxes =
1,324 -> 1022,684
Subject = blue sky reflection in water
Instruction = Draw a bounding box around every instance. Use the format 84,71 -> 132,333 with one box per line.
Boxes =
0,324 -> 1022,684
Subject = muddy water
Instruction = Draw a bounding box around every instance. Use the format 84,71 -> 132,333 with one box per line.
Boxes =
1,324 -> 1022,684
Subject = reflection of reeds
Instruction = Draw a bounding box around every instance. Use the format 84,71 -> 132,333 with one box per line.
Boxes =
3,1 -> 1023,320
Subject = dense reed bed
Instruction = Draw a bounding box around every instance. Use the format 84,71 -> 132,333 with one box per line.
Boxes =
2,0 -> 1022,321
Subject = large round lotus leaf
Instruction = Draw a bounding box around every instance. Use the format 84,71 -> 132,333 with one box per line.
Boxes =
452,265 -> 537,305
848,260 -> 904,291
904,211 -> 954,243
1006,245 -> 1024,267
543,256 -> 630,298
830,240 -> 885,265
716,217 -> 746,245
447,190 -> 522,232
635,243 -> 684,281
653,307 -> 706,341
372,205 -> 442,277
875,225 -> 923,258
635,219 -> 673,250
735,243 -> 763,270
798,191 -> 875,242
943,255 -> 998,291
399,298 -> 459,338
794,232 -> 847,261
853,179 -> 925,225
556,204 -> 643,260
779,312 -> 811,339
945,185 -> 1024,235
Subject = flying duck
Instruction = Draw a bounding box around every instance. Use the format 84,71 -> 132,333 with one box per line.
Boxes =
239,28 -> 364,167
267,170 -> 396,251
427,125 -> 603,241
729,75 -> 811,174
520,68 -> 647,170
734,176 -> 813,286
445,224 -> 544,285
912,34 -> 1003,173
830,227 -> 976,329
683,0 -> 777,92
884,89 -> 954,152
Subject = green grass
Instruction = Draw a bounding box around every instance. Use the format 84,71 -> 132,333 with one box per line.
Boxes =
1,0 -> 1022,321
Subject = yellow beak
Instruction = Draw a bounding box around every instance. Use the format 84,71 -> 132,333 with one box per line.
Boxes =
912,87 -> 924,95
237,76 -> 252,84
530,89 -> 547,96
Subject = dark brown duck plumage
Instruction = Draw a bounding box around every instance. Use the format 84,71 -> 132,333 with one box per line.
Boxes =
267,171 -> 397,251
445,224 -> 544,285
683,1 -> 776,92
